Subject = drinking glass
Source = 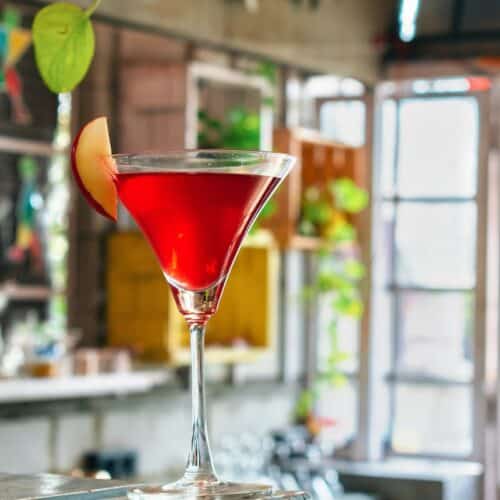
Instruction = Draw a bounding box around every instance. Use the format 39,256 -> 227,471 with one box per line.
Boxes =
113,150 -> 295,499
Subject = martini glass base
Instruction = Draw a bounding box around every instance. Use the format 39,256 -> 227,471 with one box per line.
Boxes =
127,481 -> 274,499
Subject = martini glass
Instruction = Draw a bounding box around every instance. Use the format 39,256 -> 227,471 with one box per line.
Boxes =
113,150 -> 295,499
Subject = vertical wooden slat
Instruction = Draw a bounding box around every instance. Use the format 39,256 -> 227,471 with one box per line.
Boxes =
473,90 -> 490,468
355,88 -> 390,461
67,23 -> 119,346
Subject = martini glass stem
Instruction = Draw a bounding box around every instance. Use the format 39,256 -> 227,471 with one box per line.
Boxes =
183,323 -> 218,484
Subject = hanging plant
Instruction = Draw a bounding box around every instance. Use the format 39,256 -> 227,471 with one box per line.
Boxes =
295,178 -> 369,427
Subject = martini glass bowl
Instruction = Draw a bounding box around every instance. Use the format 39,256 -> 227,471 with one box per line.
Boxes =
114,150 -> 295,499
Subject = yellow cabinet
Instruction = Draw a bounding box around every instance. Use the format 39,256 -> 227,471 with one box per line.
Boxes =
106,231 -> 279,364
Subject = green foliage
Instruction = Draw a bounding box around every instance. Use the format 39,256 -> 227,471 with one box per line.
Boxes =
326,220 -> 356,244
330,178 -> 369,213
223,107 -> 261,149
344,259 -> 366,280
198,107 -> 260,150
299,178 -> 368,242
256,61 -> 277,85
316,270 -> 350,293
333,289 -> 363,318
4,7 -> 21,29
295,177 -> 368,421
32,1 -> 100,93
302,186 -> 333,228
197,110 -> 224,149
295,388 -> 317,420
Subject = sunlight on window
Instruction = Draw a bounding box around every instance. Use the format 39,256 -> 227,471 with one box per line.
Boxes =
398,97 -> 478,197
376,89 -> 482,458
320,101 -> 365,147
392,385 -> 473,455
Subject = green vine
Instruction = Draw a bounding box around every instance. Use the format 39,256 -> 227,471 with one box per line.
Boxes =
295,178 -> 368,423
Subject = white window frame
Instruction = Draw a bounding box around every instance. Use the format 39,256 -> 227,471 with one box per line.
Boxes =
359,80 -> 490,463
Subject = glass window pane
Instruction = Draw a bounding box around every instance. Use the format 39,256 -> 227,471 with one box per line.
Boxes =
397,291 -> 474,380
395,202 -> 476,288
319,100 -> 365,147
392,383 -> 473,456
317,382 -> 358,450
379,100 -> 397,196
398,97 -> 478,197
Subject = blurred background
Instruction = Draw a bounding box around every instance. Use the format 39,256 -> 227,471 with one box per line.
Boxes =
0,0 -> 499,499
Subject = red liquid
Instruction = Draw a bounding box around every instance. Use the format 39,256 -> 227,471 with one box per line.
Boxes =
116,171 -> 279,291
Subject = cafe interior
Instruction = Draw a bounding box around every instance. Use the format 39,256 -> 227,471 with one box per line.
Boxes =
1,0 -> 500,499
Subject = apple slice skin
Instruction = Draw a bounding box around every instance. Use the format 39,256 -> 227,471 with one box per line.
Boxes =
71,117 -> 117,221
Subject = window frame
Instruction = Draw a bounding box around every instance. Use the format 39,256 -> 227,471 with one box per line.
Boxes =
367,82 -> 490,462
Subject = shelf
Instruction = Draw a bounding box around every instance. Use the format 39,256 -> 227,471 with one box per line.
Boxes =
0,369 -> 172,403
107,231 -> 279,364
0,282 -> 52,301
288,235 -> 324,251
0,135 -> 63,157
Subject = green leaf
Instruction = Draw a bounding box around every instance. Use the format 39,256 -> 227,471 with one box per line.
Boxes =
329,372 -> 347,387
316,270 -> 350,292
317,369 -> 346,387
327,220 -> 356,243
331,178 -> 369,213
295,389 -> 315,419
344,259 -> 366,280
327,351 -> 350,365
333,290 -> 364,318
32,2 -> 95,93
302,198 -> 332,226
256,61 -> 277,85
198,110 -> 209,122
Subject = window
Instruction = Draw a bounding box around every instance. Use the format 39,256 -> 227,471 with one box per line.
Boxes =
374,86 -> 488,458
320,100 -> 365,147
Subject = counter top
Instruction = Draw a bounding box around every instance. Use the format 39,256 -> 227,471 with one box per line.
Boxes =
0,473 -> 309,499
0,370 -> 172,403
0,473 -> 132,500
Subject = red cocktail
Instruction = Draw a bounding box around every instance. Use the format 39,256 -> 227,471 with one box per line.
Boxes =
113,151 -> 294,498
71,127 -> 295,498
117,171 -> 279,322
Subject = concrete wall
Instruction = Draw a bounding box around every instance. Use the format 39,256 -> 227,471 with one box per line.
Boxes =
0,383 -> 297,478
37,0 -> 396,83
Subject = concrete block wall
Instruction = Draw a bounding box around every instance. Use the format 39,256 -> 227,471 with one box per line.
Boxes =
0,383 -> 297,478
0,418 -> 52,474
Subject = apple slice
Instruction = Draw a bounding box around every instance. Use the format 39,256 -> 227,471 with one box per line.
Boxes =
71,116 -> 117,221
